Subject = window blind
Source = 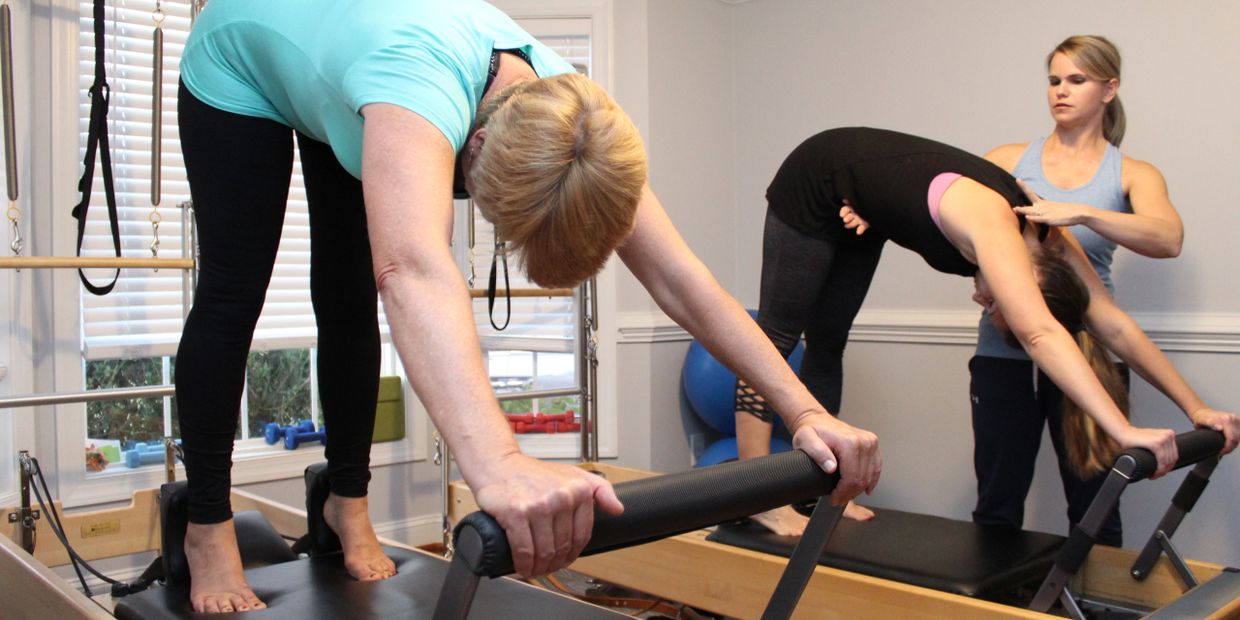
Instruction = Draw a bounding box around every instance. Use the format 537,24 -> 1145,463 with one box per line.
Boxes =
77,0 -> 317,359
471,31 -> 591,350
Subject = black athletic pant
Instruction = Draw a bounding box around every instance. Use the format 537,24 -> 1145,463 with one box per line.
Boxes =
176,83 -> 380,524
970,355 -> 1123,546
746,209 -> 885,415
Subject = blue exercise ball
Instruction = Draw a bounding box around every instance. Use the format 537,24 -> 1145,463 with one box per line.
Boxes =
696,436 -> 793,468
682,310 -> 803,435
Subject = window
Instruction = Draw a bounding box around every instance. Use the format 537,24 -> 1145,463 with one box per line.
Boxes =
60,1 -> 422,504
463,21 -> 597,458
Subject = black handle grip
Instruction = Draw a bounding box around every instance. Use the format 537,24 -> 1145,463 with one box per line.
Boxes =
1123,428 -> 1225,482
453,449 -> 839,577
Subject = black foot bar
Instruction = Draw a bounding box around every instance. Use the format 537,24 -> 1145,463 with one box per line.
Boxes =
434,450 -> 841,620
1029,429 -> 1225,616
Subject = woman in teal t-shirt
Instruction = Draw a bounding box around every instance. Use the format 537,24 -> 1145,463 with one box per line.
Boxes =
176,0 -> 880,613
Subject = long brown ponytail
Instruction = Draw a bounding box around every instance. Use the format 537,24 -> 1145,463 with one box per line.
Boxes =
1035,251 -> 1130,477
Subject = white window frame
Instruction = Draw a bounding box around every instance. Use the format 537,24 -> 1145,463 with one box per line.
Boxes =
40,0 -> 425,508
467,1 -> 619,460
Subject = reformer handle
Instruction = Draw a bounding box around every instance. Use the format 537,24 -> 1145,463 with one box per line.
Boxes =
1123,429 -> 1224,482
453,449 -> 840,577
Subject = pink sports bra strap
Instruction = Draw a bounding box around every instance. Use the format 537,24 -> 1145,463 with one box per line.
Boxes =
927,172 -> 963,234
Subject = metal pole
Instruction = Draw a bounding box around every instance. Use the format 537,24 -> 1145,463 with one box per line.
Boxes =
0,385 -> 176,409
494,387 -> 582,403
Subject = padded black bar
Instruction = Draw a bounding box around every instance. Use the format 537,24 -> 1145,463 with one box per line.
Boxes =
454,450 -> 839,577
1123,429 -> 1224,482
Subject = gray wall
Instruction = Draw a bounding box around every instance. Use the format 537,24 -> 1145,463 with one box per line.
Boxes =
720,0 -> 1240,564
614,0 -> 1240,567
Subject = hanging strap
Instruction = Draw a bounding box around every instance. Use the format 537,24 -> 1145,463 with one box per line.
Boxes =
71,0 -> 122,295
486,239 -> 511,330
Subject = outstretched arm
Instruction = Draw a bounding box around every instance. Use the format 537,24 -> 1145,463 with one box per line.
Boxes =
616,185 -> 881,504
1057,231 -> 1238,453
360,104 -> 621,576
941,178 -> 1179,474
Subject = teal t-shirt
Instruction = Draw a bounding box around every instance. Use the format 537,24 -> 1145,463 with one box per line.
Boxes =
180,0 -> 576,178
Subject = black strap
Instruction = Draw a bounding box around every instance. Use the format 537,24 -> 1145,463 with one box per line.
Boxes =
761,498 -> 845,619
486,239 -> 511,330
71,0 -> 122,296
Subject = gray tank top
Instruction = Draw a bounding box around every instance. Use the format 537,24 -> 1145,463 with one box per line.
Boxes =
975,137 -> 1131,359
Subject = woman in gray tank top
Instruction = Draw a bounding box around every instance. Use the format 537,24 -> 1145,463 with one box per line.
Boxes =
970,36 -> 1186,546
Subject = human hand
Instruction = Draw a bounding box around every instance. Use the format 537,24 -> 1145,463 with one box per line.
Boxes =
789,412 -> 880,506
1012,179 -> 1090,227
1116,425 -> 1178,478
471,453 -> 623,576
1189,407 -> 1240,455
839,199 -> 870,235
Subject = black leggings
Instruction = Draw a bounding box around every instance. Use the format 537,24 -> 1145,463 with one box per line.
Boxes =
745,209 -> 885,415
176,84 -> 380,524
970,355 -> 1123,546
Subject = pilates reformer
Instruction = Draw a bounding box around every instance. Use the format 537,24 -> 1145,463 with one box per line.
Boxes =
2,447 -> 850,619
447,428 -> 1239,619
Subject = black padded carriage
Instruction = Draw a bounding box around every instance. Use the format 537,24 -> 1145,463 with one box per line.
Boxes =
113,545 -> 625,619
708,506 -> 1066,598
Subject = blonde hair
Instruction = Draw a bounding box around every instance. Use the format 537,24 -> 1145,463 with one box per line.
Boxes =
1049,35 -> 1126,146
470,73 -> 647,288
1034,251 -> 1130,477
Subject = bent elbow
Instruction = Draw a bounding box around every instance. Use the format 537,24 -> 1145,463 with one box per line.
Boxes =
373,257 -> 416,296
1153,227 -> 1184,259
1014,323 -> 1063,353
1163,235 -> 1183,258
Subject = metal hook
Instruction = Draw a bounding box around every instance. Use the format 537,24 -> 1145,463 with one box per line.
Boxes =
6,201 -> 19,256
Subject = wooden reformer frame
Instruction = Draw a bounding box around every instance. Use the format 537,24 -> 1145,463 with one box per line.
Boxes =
0,485 -> 327,618
448,462 -> 1240,620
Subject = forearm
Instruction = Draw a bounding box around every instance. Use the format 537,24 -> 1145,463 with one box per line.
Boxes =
1082,209 -> 1182,258
1093,314 -> 1207,421
378,265 -> 519,484
619,187 -> 826,426
656,264 -> 825,426
1024,329 -> 1132,437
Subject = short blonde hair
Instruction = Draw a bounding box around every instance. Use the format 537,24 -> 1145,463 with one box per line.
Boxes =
470,72 -> 647,288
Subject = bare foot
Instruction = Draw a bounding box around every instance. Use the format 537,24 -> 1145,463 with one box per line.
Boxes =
750,505 -> 809,536
752,500 -> 875,537
843,500 -> 875,521
185,521 -> 267,614
323,493 -> 397,580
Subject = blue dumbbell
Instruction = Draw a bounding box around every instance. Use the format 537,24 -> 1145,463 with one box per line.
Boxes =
123,440 -> 182,468
264,420 -> 315,445
284,426 -> 327,450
